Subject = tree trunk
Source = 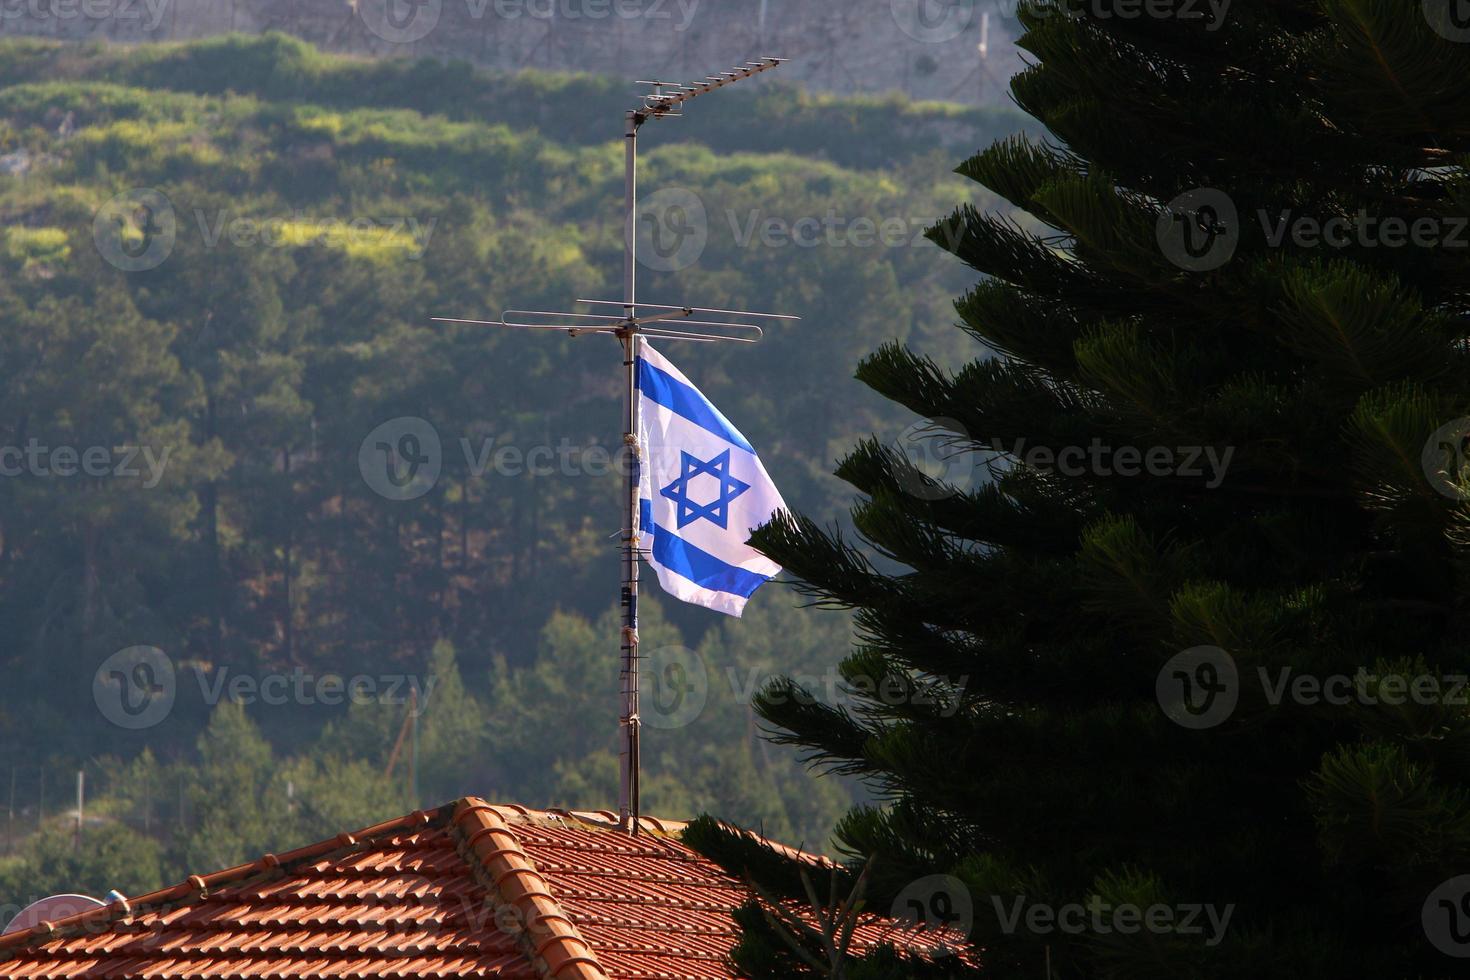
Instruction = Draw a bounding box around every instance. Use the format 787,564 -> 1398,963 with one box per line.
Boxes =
281,447 -> 294,664
204,392 -> 221,652
81,523 -> 100,640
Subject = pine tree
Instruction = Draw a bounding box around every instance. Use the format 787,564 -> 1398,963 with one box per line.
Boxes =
694,2 -> 1470,975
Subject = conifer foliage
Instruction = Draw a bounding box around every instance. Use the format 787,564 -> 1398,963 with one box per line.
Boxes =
702,1 -> 1470,975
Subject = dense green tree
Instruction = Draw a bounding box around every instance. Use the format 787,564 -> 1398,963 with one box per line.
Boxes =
681,595 -> 860,847
174,702 -> 406,871
127,201 -> 305,661
0,822 -> 162,905
0,224 -> 210,720
176,702 -> 294,871
709,2 -> 1470,976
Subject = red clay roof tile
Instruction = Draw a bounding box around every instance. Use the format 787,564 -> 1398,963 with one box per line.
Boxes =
0,798 -> 962,979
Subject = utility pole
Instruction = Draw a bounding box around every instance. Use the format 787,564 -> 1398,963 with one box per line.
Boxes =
409,686 -> 419,805
386,687 -> 422,804
75,770 -> 84,849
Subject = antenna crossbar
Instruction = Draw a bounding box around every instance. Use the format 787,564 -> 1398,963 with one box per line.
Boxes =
576,299 -> 798,321
639,328 -> 755,344
435,301 -> 796,343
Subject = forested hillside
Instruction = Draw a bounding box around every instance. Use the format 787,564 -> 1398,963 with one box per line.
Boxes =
0,33 -> 1020,900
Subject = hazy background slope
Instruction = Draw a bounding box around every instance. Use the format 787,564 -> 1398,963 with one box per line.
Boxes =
0,0 -> 1026,105
0,30 -> 1025,904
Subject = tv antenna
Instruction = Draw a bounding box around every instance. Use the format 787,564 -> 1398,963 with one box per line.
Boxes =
433,56 -> 796,835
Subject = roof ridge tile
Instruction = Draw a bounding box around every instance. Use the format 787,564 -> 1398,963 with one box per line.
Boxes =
450,798 -> 609,980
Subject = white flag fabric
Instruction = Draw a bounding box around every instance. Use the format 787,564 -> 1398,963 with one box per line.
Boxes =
636,342 -> 785,617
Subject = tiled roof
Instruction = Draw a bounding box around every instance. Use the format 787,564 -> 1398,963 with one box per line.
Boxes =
0,799 -> 951,979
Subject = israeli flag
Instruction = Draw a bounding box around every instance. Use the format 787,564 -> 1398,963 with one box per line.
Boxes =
636,343 -> 784,617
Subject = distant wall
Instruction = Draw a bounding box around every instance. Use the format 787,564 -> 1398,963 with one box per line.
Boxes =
0,0 -> 1023,104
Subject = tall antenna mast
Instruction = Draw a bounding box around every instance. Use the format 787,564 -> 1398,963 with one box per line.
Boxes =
434,56 -> 794,835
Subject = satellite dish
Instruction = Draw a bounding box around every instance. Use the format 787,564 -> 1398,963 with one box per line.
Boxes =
2,894 -> 106,935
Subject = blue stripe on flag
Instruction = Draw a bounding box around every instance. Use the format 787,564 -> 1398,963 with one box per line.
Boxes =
636,358 -> 756,454
641,499 -> 769,599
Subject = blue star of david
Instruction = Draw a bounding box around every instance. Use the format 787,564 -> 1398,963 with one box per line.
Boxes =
660,449 -> 750,530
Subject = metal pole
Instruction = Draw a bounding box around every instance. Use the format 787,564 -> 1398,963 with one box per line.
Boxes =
625,110 -> 638,327
619,109 -> 643,835
433,62 -> 791,834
